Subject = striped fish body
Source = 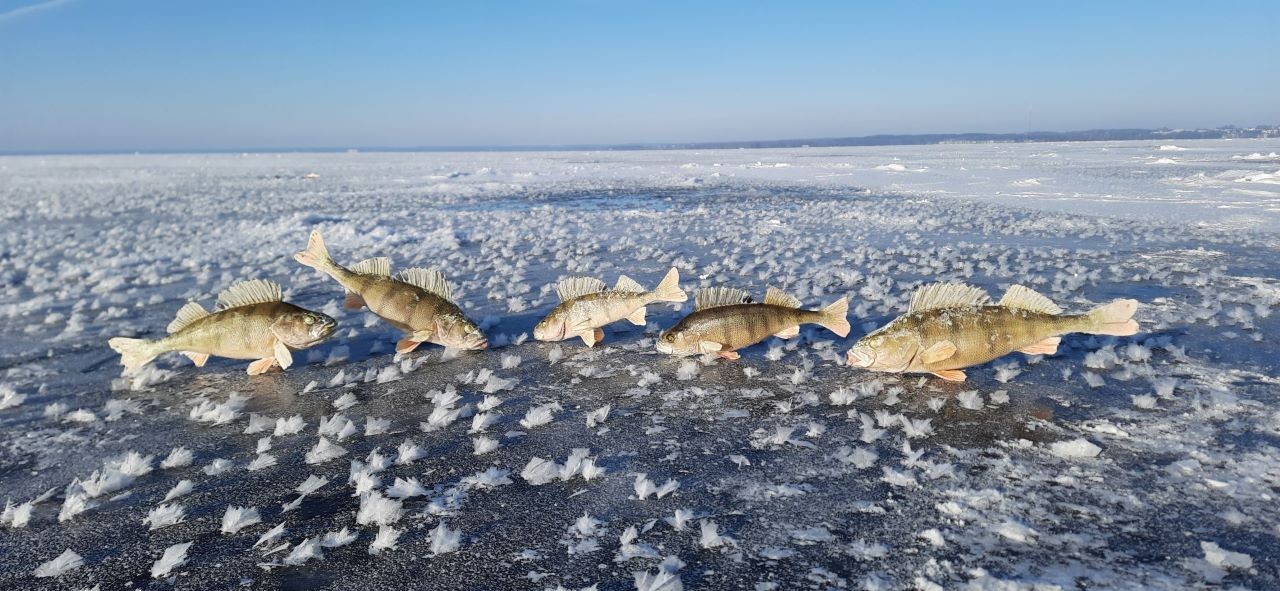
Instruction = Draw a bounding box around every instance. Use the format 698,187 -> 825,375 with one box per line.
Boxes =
164,301 -> 306,360
294,230 -> 487,352
892,307 -> 1086,372
847,282 -> 1139,382
548,291 -> 651,332
658,286 -> 849,358
666,304 -> 816,351
342,273 -> 460,333
534,268 -> 686,346
108,279 -> 336,375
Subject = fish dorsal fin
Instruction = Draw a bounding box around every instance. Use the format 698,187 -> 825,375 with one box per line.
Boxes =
763,286 -> 802,308
216,279 -> 282,311
399,267 -> 453,302
167,302 -> 209,333
556,277 -> 606,301
350,257 -> 391,277
695,287 -> 753,311
998,285 -> 1062,315
907,282 -> 990,313
614,274 -> 645,293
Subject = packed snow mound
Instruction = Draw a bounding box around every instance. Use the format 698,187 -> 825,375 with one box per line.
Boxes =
1237,170 -> 1280,184
1049,438 -> 1102,458
1231,151 -> 1279,161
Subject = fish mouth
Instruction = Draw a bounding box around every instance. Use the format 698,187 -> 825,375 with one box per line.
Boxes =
462,333 -> 488,350
313,319 -> 338,340
846,348 -> 873,368
534,322 -> 566,342
291,322 -> 337,348
655,341 -> 674,354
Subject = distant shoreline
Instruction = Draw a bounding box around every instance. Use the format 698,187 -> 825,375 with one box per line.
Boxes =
2,126 -> 1276,157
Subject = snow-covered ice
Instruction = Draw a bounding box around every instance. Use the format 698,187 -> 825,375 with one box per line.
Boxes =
1,139 -> 1279,589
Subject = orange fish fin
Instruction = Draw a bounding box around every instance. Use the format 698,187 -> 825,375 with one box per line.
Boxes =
718,350 -> 740,360
921,340 -> 958,364
626,307 -> 647,326
344,291 -> 365,310
931,369 -> 966,382
247,357 -> 277,375
396,338 -> 422,354
773,325 -> 800,340
1018,336 -> 1061,356
580,328 -> 604,347
181,351 -> 209,367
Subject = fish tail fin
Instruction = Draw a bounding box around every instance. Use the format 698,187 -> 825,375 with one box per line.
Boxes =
108,337 -> 163,371
293,229 -> 338,272
1082,299 -> 1139,336
651,267 -> 688,303
817,296 -> 851,338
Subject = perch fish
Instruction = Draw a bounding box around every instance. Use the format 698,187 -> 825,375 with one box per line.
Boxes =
845,282 -> 1139,381
534,267 -> 687,347
656,286 -> 850,359
108,279 -> 336,375
294,229 -> 487,353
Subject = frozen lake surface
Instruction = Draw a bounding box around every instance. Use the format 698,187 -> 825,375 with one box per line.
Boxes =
1,139 -> 1278,590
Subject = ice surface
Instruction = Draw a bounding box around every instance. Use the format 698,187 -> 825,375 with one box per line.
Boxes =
1,140 -> 1279,589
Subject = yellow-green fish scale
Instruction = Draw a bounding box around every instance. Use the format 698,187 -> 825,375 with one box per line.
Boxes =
893,307 -> 1086,371
669,304 -> 817,351
162,301 -> 300,360
349,274 -> 462,333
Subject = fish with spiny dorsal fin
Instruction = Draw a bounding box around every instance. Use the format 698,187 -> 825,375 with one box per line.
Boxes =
846,282 -> 1139,382
293,229 -> 486,353
656,286 -> 849,359
533,268 -> 687,347
108,279 -> 336,375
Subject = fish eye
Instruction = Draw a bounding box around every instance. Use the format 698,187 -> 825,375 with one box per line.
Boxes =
304,316 -> 315,325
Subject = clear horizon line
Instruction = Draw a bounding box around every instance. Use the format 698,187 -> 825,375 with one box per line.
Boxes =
1,123 -> 1275,157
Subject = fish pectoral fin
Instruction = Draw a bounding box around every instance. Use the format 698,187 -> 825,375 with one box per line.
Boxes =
698,341 -> 726,355
181,352 -> 209,367
773,325 -> 800,340
344,291 -> 366,310
1018,336 -> 1061,356
273,340 -> 294,370
626,307 -> 647,326
717,350 -> 740,360
920,340 -> 958,364
247,357 -> 277,375
396,338 -> 423,354
579,328 -> 605,347
931,369 -> 967,382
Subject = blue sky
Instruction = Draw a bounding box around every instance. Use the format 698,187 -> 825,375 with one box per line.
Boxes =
1,0 -> 1276,152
